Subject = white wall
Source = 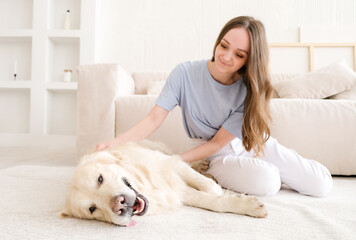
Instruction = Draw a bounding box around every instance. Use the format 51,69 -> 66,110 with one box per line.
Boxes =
95,0 -> 356,73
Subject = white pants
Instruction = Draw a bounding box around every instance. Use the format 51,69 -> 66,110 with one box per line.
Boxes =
189,137 -> 333,197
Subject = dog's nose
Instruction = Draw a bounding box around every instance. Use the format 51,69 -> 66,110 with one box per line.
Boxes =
112,195 -> 126,215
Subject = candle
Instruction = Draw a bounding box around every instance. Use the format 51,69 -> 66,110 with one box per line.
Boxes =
63,69 -> 72,82
14,61 -> 17,74
64,10 -> 71,30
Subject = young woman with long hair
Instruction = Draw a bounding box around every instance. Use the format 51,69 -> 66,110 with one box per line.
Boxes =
96,16 -> 333,197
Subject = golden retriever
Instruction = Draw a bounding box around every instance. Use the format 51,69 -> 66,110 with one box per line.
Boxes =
61,141 -> 267,227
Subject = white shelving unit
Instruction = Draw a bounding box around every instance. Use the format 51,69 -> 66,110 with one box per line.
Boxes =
0,0 -> 97,147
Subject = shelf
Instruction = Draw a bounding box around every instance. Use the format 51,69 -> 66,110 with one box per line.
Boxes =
47,30 -> 81,38
46,82 -> 77,90
0,37 -> 32,81
48,35 -> 80,44
47,37 -> 79,82
0,36 -> 32,42
0,81 -> 32,89
48,0 -> 81,30
0,30 -> 33,37
45,90 -> 76,135
0,89 -> 30,133
0,0 -> 33,30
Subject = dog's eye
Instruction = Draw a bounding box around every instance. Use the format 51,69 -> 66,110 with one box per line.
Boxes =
89,206 -> 96,214
122,177 -> 132,188
98,175 -> 103,185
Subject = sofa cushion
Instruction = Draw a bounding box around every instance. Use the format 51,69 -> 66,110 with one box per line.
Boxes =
270,99 -> 356,175
273,60 -> 355,99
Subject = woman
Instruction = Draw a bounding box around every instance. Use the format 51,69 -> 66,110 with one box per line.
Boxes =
96,16 -> 333,197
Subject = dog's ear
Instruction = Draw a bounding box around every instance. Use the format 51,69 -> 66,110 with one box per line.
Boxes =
59,208 -> 72,218
109,150 -> 130,163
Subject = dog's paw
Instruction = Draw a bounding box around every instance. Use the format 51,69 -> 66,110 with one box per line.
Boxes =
224,192 -> 268,218
190,159 -> 210,174
240,195 -> 268,218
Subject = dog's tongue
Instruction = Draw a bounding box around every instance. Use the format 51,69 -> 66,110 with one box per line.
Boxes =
126,220 -> 137,227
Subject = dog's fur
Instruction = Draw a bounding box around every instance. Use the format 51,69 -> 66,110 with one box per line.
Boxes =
61,141 -> 267,226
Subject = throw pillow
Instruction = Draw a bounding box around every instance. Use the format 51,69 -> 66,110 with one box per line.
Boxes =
273,60 -> 355,99
132,72 -> 169,94
329,69 -> 356,100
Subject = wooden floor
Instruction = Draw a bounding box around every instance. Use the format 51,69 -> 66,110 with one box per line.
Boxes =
0,146 -> 78,169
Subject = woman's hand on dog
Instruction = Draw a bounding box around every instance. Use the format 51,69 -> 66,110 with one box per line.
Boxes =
96,138 -> 120,152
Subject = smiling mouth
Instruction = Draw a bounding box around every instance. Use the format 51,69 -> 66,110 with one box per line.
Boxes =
219,58 -> 230,67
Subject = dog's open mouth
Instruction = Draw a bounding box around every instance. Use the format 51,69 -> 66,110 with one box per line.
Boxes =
132,194 -> 149,216
121,177 -> 149,216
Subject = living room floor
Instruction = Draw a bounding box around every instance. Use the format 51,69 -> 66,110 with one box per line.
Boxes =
1,145 -> 355,240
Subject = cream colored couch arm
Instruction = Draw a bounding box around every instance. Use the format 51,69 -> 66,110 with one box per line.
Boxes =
76,64 -> 134,157
270,99 -> 356,175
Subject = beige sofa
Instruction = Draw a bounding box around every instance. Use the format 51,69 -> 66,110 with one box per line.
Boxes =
76,63 -> 356,176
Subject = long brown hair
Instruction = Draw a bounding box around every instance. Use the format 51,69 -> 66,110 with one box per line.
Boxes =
212,16 -> 273,157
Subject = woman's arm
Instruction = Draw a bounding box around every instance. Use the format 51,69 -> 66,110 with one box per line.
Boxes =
180,127 -> 236,163
96,105 -> 169,151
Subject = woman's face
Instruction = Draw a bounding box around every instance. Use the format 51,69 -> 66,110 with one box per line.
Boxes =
213,27 -> 250,75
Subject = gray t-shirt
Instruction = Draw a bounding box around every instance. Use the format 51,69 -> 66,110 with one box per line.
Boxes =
155,59 -> 246,140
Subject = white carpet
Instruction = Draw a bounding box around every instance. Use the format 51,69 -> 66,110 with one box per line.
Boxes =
0,165 -> 355,240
